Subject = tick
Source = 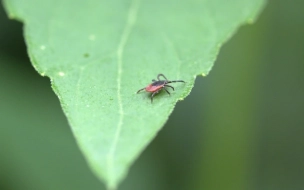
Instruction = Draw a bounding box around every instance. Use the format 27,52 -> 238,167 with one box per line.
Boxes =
137,74 -> 185,103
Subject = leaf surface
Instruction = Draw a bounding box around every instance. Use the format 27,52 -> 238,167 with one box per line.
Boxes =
3,0 -> 265,188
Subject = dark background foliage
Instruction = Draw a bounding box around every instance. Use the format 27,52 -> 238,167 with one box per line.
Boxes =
0,1 -> 303,189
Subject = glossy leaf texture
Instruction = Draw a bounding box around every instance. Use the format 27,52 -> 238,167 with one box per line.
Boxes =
3,0 -> 265,189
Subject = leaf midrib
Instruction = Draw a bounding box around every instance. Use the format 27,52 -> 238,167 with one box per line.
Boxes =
106,0 -> 141,188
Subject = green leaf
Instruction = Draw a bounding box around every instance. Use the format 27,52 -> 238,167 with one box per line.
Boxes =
3,0 -> 265,189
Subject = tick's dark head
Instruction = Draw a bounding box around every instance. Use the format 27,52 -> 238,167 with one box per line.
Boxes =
152,80 -> 166,86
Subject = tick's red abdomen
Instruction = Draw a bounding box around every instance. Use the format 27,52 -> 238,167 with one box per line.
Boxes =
145,84 -> 164,92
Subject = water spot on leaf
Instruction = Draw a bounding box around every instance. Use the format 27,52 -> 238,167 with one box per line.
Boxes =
89,34 -> 96,41
58,71 -> 65,76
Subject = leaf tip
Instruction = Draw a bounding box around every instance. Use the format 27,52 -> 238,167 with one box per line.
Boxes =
107,183 -> 117,190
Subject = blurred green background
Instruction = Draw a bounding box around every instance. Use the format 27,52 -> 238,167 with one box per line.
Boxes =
1,1 -> 303,190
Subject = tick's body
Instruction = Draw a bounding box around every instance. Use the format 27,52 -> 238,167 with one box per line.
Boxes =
145,81 -> 167,92
137,74 -> 185,103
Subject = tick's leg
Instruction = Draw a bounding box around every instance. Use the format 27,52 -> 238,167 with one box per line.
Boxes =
151,91 -> 156,103
157,74 -> 168,82
164,84 -> 174,91
163,87 -> 171,95
152,79 -> 156,82
151,89 -> 161,103
168,80 -> 185,83
137,88 -> 145,93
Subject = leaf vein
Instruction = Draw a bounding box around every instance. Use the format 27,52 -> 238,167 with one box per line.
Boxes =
106,0 -> 140,187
